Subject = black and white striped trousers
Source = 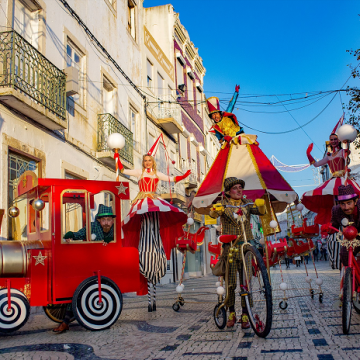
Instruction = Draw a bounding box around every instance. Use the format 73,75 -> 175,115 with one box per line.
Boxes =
139,212 -> 167,285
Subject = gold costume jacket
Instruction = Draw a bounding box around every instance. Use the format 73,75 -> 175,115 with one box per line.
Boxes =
210,197 -> 262,244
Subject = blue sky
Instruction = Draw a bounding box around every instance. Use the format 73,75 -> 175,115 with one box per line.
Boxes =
145,0 -> 360,197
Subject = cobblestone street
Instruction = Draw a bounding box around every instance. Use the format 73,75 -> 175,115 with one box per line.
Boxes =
1,261 -> 359,360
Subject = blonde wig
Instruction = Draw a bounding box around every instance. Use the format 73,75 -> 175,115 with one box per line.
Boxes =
142,154 -> 157,172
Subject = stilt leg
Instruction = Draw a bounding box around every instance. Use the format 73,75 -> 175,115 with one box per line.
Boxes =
153,284 -> 156,311
148,281 -> 152,312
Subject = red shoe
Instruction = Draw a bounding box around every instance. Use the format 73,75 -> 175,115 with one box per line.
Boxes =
226,312 -> 236,328
241,314 -> 250,329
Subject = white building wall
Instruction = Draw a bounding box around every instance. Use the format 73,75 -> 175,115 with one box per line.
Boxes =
0,0 -> 145,237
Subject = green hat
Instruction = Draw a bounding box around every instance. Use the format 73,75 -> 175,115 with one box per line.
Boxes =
96,204 -> 116,219
224,177 -> 245,192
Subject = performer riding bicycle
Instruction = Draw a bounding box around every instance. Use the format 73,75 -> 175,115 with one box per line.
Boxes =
210,177 -> 266,328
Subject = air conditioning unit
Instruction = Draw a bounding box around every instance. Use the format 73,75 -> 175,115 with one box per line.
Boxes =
64,67 -> 79,97
176,51 -> 186,66
187,67 -> 195,80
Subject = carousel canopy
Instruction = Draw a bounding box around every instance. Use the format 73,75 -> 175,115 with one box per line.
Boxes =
193,134 -> 298,214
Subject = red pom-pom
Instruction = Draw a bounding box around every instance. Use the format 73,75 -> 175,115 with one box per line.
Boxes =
172,160 -> 176,164
343,225 -> 358,240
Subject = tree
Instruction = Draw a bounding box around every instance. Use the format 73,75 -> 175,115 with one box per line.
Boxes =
346,48 -> 360,148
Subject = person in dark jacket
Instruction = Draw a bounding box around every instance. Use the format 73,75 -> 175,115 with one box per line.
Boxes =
53,205 -> 116,334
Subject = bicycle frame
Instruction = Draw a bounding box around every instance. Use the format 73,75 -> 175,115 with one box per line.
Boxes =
346,246 -> 360,300
215,210 -> 252,317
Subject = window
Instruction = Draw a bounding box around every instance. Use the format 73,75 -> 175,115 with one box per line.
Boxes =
168,85 -> 173,99
65,172 -> 84,180
176,59 -> 184,89
196,88 -> 202,114
39,194 -> 50,232
179,134 -> 188,169
147,59 -> 153,90
61,190 -> 116,243
14,0 -> 41,49
171,150 -> 177,169
129,106 -> 140,152
157,73 -> 164,97
128,0 -> 136,39
187,75 -> 193,105
8,151 -> 39,240
66,40 -> 85,107
103,75 -> 116,115
200,154 -> 205,175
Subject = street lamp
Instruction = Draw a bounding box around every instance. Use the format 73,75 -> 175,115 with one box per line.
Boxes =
107,133 -> 126,181
337,124 -> 358,180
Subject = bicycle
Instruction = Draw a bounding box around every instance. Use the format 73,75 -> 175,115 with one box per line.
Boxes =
331,219 -> 360,334
213,203 -> 273,338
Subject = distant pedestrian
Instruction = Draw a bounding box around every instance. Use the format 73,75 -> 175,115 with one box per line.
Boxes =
313,246 -> 319,261
294,256 -> 301,267
285,254 -> 291,269
322,245 -> 327,261
304,252 -> 309,264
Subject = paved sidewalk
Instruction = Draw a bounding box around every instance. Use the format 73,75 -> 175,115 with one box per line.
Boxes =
0,260 -> 359,360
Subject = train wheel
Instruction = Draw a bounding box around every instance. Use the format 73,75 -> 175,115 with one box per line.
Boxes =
342,267 -> 353,334
73,276 -> 122,331
279,301 -> 288,310
172,302 -> 180,312
0,289 -> 30,333
213,304 -> 226,329
43,304 -> 75,323
242,245 -> 272,338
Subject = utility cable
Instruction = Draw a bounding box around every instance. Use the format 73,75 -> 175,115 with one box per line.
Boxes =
236,91 -> 338,135
276,95 -> 322,153
57,0 -> 145,101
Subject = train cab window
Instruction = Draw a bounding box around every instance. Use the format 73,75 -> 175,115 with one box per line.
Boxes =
89,191 -> 116,244
62,190 -> 87,242
40,194 -> 50,232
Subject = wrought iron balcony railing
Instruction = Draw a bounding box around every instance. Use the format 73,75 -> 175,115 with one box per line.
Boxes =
97,113 -> 134,165
0,30 -> 66,119
156,167 -> 186,197
153,95 -> 182,124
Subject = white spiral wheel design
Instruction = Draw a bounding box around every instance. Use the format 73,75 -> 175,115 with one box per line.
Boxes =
0,289 -> 30,333
72,276 -> 122,331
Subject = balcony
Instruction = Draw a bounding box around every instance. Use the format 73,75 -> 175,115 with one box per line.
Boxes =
152,95 -> 183,134
157,168 -> 186,204
180,164 -> 198,189
0,31 -> 66,130
97,113 -> 134,167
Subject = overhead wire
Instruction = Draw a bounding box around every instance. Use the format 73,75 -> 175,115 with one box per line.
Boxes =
276,94 -> 322,153
235,91 -> 338,135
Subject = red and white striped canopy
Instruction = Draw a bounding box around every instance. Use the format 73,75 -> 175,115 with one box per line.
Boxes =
301,176 -> 360,224
193,135 -> 297,213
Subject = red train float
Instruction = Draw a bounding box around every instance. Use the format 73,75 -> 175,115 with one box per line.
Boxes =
0,171 -> 141,333
208,235 -> 316,268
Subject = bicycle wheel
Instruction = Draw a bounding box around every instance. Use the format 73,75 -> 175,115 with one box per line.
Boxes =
213,304 -> 227,329
43,304 -> 75,324
242,245 -> 272,338
342,267 -> 353,334
353,292 -> 360,314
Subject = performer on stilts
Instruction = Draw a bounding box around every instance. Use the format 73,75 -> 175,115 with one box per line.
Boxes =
302,114 -> 360,225
119,135 -> 191,312
208,85 -> 244,145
